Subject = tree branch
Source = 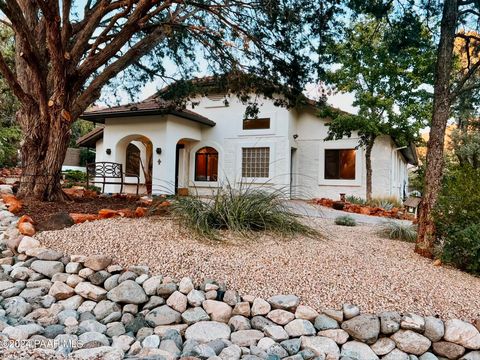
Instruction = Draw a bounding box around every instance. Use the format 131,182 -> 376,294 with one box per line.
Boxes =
75,0 -> 163,83
73,25 -> 168,117
0,51 -> 35,104
0,1 -> 43,67
450,57 -> 480,100
61,0 -> 72,48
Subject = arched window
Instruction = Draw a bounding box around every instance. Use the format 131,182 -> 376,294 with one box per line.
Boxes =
195,147 -> 218,181
125,143 -> 141,176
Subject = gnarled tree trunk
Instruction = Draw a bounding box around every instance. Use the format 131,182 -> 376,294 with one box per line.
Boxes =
16,106 -> 72,201
415,0 -> 458,258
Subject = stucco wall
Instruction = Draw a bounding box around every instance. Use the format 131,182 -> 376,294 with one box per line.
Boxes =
94,95 -> 410,199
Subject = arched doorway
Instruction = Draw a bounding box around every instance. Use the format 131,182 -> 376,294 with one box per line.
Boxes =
115,135 -> 153,195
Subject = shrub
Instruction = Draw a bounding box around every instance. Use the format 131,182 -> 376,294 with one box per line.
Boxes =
378,220 -> 417,242
434,165 -> 480,274
335,215 -> 356,227
368,196 -> 402,210
63,170 -> 87,183
80,148 -> 96,166
0,126 -> 21,167
172,186 -> 319,239
440,223 -> 480,274
346,195 -> 367,205
346,195 -> 402,210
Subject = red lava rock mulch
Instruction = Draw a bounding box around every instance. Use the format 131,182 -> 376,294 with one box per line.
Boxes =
311,197 -> 416,221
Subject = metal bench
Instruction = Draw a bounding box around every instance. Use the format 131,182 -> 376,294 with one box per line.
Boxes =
86,162 -> 140,195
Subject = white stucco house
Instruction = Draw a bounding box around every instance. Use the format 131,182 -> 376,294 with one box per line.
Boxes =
78,83 -> 417,200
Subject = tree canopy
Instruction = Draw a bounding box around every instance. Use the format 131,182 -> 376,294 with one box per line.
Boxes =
320,14 -> 435,199
0,0 -> 342,200
0,24 -> 20,167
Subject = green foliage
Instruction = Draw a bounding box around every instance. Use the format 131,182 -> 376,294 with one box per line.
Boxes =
440,223 -> 480,274
450,127 -> 480,168
335,215 -> 357,227
70,120 -> 94,148
0,24 -> 18,124
0,24 -> 20,168
378,220 -> 417,242
368,196 -> 402,210
63,170 -> 87,183
321,16 -> 434,148
434,165 -> 480,237
346,195 -> 401,209
62,169 -> 88,190
345,195 -> 367,205
434,165 -> 480,274
172,186 -> 318,239
0,126 -> 21,167
79,148 -> 96,166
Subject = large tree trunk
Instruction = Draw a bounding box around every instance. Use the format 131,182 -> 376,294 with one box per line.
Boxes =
415,0 -> 458,258
365,138 -> 375,201
17,106 -> 72,201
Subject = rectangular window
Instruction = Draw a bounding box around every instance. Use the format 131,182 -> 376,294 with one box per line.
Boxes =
324,149 -> 356,180
243,117 -> 270,130
242,147 -> 270,178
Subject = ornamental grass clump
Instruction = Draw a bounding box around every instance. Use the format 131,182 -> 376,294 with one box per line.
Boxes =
378,220 -> 417,242
334,215 -> 357,227
172,185 -> 318,239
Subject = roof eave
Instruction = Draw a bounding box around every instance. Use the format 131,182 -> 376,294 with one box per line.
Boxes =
80,109 -> 216,127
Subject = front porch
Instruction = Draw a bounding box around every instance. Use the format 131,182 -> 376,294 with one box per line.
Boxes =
79,111 -> 218,196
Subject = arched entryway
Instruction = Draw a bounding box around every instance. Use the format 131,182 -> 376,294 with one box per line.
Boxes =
115,134 -> 153,195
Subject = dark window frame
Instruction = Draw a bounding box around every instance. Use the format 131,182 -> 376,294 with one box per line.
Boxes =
194,147 -> 219,182
324,149 -> 356,180
242,117 -> 271,130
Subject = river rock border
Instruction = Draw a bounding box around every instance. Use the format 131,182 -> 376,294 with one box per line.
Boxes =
1,196 -> 480,360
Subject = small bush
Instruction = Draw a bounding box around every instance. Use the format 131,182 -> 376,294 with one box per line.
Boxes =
346,195 -> 367,205
440,223 -> 480,274
368,196 -> 402,210
335,215 -> 357,227
378,220 -> 417,242
63,170 -> 87,183
172,186 -> 319,239
434,165 -> 480,274
346,195 -> 402,210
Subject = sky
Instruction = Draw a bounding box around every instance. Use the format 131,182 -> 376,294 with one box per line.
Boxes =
68,1 -> 360,114
114,76 -> 359,115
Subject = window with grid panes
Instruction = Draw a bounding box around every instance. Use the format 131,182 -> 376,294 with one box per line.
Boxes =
242,147 -> 270,178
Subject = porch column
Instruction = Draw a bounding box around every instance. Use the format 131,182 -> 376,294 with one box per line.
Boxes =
152,137 -> 176,195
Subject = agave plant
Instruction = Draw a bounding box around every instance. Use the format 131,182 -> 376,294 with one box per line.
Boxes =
335,215 -> 357,227
378,220 -> 417,242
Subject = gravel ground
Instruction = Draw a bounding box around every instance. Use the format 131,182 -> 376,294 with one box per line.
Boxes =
35,216 -> 480,321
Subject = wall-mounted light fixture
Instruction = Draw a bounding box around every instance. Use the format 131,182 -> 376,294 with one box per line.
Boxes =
156,147 -> 162,155
106,148 -> 111,155
293,134 -> 299,140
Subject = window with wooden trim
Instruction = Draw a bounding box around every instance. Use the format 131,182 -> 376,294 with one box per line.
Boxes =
243,117 -> 270,130
242,147 -> 270,178
324,149 -> 356,180
195,147 -> 218,181
125,143 -> 141,176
